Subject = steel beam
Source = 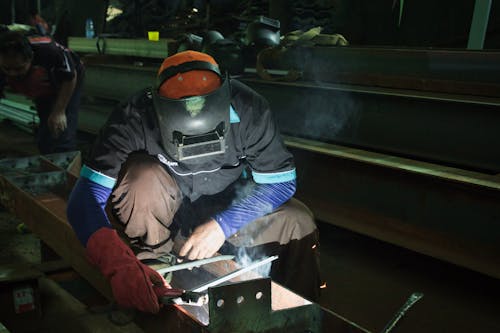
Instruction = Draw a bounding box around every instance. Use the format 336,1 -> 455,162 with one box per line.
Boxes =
5,46 -> 500,171
69,37 -> 172,58
73,61 -> 500,171
242,78 -> 500,173
287,137 -> 500,280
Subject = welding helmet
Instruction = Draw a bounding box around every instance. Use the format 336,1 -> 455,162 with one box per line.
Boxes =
152,51 -> 231,163
245,16 -> 281,48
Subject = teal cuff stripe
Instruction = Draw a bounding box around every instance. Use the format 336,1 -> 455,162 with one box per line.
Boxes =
80,165 -> 116,189
230,105 -> 240,123
252,168 -> 296,184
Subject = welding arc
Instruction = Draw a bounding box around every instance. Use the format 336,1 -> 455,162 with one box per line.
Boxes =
380,292 -> 424,333
191,255 -> 279,293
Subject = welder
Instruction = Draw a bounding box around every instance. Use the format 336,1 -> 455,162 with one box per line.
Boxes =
0,30 -> 84,154
66,50 -> 320,313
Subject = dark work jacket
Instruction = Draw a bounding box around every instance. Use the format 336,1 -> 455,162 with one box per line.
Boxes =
87,79 -> 294,202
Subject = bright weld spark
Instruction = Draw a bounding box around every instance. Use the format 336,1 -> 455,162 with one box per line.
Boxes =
320,282 -> 327,289
311,244 -> 317,249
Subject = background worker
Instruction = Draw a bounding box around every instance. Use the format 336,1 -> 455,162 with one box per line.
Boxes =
66,50 -> 321,313
0,30 -> 84,154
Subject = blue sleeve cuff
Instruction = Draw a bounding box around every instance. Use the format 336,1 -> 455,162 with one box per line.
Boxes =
80,164 -> 116,189
214,180 -> 296,238
252,168 -> 296,184
66,177 -> 113,246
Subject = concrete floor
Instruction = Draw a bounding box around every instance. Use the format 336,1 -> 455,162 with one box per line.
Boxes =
317,222 -> 500,333
0,121 -> 499,333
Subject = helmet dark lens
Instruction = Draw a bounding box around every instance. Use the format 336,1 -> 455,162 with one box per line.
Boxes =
152,76 -> 231,162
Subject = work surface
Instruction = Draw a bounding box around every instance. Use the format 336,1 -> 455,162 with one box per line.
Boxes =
0,121 -> 499,333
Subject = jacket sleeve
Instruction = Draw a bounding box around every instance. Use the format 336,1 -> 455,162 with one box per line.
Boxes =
214,180 -> 296,238
66,176 -> 113,246
240,85 -> 295,177
67,94 -> 148,245
213,82 -> 297,238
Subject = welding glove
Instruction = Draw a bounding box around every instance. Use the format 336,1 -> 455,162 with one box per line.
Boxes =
86,227 -> 173,313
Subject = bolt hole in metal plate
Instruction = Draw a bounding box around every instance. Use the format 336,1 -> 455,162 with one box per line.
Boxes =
208,278 -> 321,333
216,299 -> 224,308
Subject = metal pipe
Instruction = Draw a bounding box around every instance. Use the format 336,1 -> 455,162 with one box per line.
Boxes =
380,292 -> 424,333
191,256 -> 278,293
156,255 -> 235,275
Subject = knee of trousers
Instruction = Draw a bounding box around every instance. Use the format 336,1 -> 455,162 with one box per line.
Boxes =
230,198 -> 317,247
111,154 -> 181,227
278,198 -> 317,242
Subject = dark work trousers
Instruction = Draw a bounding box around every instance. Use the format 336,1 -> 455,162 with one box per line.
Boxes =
35,74 -> 83,154
109,153 -> 322,302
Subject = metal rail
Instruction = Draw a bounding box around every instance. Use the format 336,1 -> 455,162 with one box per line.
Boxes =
192,256 -> 279,293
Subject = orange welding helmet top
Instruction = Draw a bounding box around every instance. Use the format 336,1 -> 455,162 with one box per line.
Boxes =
157,51 -> 222,99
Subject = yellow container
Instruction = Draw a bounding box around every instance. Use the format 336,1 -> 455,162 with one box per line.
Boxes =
148,31 -> 159,41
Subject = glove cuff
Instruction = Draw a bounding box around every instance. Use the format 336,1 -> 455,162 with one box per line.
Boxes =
86,227 -> 135,277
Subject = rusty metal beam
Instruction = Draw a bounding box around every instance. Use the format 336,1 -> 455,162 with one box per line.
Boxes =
0,152 -> 113,300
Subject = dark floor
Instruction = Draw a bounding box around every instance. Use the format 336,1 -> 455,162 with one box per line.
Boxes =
317,222 -> 500,333
0,121 -> 499,333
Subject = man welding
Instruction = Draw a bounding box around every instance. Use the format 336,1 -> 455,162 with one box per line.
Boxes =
66,50 -> 320,313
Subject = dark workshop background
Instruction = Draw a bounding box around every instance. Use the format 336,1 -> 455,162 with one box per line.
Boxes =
0,1 -> 499,333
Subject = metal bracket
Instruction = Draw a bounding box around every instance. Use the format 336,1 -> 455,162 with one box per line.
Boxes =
207,278 -> 321,333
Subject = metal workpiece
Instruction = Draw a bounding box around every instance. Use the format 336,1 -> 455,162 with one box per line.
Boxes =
192,256 -> 278,293
380,293 -> 424,333
0,151 -> 80,196
0,151 -> 80,175
6,171 -> 68,196
156,255 -> 235,276
207,278 -> 321,333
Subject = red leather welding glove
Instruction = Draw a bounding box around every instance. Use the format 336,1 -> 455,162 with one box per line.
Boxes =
86,227 -> 172,313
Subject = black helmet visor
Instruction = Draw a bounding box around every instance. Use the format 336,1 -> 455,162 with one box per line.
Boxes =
152,76 -> 231,161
